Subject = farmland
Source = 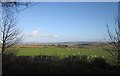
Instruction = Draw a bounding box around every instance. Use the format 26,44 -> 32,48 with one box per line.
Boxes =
5,44 -> 114,62
3,44 -> 118,75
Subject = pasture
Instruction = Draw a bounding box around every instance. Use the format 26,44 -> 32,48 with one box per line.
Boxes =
6,45 -> 114,62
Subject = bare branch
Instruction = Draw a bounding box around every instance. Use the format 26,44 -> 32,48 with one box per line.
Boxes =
0,2 -> 24,53
106,17 -> 120,66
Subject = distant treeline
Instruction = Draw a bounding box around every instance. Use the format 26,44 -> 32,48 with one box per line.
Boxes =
16,43 -> 95,48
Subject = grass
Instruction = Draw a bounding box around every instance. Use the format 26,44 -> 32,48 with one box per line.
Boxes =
11,46 -> 113,62
3,46 -> 118,75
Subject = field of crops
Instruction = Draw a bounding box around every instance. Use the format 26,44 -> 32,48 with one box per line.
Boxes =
7,46 -> 112,62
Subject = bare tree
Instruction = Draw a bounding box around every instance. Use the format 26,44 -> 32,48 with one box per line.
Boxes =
105,2 -> 120,67
0,7 -> 23,54
0,2 -> 38,53
0,2 -> 31,53
106,20 -> 120,67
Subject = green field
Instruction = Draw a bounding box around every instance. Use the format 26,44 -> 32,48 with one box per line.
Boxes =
9,46 -> 113,62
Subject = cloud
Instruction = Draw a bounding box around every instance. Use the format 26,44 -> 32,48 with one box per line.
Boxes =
26,28 -> 60,40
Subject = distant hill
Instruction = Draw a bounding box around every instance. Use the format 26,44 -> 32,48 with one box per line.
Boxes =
19,41 -> 106,46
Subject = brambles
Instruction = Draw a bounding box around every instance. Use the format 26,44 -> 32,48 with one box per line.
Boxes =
2,54 -> 119,75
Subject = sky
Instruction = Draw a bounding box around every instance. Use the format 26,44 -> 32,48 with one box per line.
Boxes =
17,2 -> 118,42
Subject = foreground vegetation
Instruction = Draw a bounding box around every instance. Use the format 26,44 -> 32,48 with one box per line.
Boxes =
3,45 -> 120,75
2,54 -> 119,76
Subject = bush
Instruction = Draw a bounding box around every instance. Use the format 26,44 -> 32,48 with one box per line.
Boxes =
91,57 -> 108,68
2,54 -> 119,76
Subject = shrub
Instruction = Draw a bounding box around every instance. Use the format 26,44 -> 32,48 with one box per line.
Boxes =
2,54 -> 119,76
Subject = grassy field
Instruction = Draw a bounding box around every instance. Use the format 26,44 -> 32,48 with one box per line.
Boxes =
3,45 -> 118,75
6,45 -> 113,62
